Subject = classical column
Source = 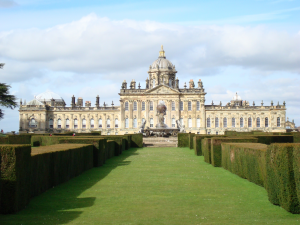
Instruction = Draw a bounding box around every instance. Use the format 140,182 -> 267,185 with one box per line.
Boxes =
120,100 -> 125,129
79,114 -> 82,130
86,114 -> 90,130
146,100 -> 150,127
167,100 -> 171,127
138,100 -> 142,126
184,100 -> 188,127
103,113 -> 107,131
95,114 -> 99,129
62,114 -> 65,129
175,100 -> 180,122
112,114 -> 115,130
70,114 -> 73,131
129,100 -> 133,129
154,99 -> 158,126
53,114 -> 57,129
200,99 -> 206,130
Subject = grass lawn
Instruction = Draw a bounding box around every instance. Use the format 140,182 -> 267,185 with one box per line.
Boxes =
1,147 -> 300,224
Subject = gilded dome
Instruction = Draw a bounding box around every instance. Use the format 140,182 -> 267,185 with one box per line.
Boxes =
149,46 -> 175,70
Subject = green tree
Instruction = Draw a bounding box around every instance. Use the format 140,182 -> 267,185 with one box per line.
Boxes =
0,64 -> 18,120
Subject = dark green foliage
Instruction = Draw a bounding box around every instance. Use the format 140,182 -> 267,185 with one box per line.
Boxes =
31,144 -> 94,198
0,138 -> 8,144
293,145 -> 300,208
102,136 -> 124,156
255,135 -> 294,145
265,143 -> 300,213
211,137 -> 258,167
0,144 -> 31,214
189,133 -> 195,149
106,140 -> 115,159
122,135 -> 131,150
202,138 -> 212,164
193,135 -> 226,156
0,83 -> 17,120
130,133 -> 143,148
178,133 -> 189,147
8,135 -> 31,144
221,143 -> 267,187
293,133 -> 300,143
59,138 -> 106,167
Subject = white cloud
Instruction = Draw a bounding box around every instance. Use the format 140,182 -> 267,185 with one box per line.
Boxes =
0,0 -> 17,8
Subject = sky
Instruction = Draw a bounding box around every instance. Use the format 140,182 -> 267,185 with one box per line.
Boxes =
0,0 -> 299,132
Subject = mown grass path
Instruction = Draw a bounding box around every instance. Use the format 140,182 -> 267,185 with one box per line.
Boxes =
1,147 -> 300,224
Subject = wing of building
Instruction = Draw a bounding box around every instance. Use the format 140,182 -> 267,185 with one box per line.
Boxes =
19,46 -> 294,134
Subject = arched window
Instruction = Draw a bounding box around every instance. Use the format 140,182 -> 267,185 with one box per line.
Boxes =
197,101 -> 200,111
188,101 -> 192,111
107,118 -> 110,128
99,119 -> 102,128
125,102 -> 129,111
150,101 -> 153,111
133,118 -> 137,128
232,118 -> 235,127
65,118 -> 70,128
277,117 -> 280,127
215,117 -> 219,128
142,118 -> 145,124
153,79 -> 155,88
90,119 -> 94,128
169,79 -> 172,87
197,118 -> 200,127
240,118 -> 243,128
248,118 -> 252,128
180,101 -> 183,110
257,118 -> 260,128
57,118 -> 62,128
188,118 -> 192,128
172,118 -> 176,127
82,119 -> 86,129
49,119 -> 53,128
142,102 -> 145,111
115,118 -> 118,128
74,119 -> 78,129
207,118 -> 211,128
125,118 -> 129,128
29,118 -> 36,128
223,118 -> 227,128
133,101 -> 137,111
150,118 -> 154,128
172,101 -> 175,111
265,117 -> 268,127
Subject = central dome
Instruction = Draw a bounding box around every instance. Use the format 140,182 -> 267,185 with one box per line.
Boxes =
36,90 -> 64,102
149,45 -> 175,70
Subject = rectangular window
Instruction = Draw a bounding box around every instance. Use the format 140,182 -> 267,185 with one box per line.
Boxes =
91,119 -> 94,128
99,119 -> 102,128
82,119 -> 86,129
265,118 -> 268,127
125,118 -> 129,128
188,101 -> 192,111
248,118 -> 252,128
125,102 -> 129,111
133,102 -> 137,111
232,118 -> 235,128
188,118 -> 192,128
150,118 -> 154,128
180,118 -> 184,126
172,118 -> 175,128
66,119 -> 70,129
223,118 -> 227,128
142,102 -> 145,111
57,119 -> 61,129
197,101 -> 200,111
240,118 -> 243,128
172,101 -> 175,111
133,118 -> 137,128
277,117 -> 280,127
207,118 -> 210,128
150,101 -> 153,111
180,101 -> 183,110
107,119 -> 110,128
74,119 -> 78,129
197,118 -> 200,127
257,118 -> 260,128
115,119 -> 118,128
215,118 -> 219,128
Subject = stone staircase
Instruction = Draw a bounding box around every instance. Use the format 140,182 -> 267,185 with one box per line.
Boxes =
143,137 -> 178,147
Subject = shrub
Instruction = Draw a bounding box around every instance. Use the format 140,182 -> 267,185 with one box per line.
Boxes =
178,133 -> 189,147
0,137 -> 8,144
193,135 -> 226,156
59,138 -> 107,167
106,140 -> 115,159
293,145 -> 300,209
8,135 -> 31,144
255,135 -> 293,145
211,137 -> 258,167
293,133 -> 300,143
202,138 -> 212,164
0,144 -> 31,214
189,133 -> 195,149
102,136 -> 125,156
221,143 -> 267,187
265,143 -> 300,214
131,133 -> 143,148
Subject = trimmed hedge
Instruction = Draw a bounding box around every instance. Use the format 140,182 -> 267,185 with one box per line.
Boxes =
293,133 -> 300,143
189,133 -> 195,149
202,138 -> 212,164
0,144 -> 31,214
106,140 -> 115,159
193,135 -> 227,156
254,135 -> 294,145
59,138 -> 107,167
31,144 -> 94,198
178,133 -> 189,147
7,135 -> 31,145
123,135 -> 131,150
103,136 -> 124,156
131,133 -> 143,148
211,137 -> 258,167
293,144 -> 300,210
0,137 -> 8,144
265,143 -> 300,214
221,143 -> 267,187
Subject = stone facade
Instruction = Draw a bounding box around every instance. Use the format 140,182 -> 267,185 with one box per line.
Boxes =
19,47 -> 290,134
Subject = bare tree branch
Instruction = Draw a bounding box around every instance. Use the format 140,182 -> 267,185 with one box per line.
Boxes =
0,63 -> 5,69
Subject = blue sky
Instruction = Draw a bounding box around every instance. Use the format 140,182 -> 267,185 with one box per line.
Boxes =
0,0 -> 299,132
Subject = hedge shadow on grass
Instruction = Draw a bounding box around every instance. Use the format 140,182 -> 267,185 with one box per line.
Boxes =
0,148 -> 140,224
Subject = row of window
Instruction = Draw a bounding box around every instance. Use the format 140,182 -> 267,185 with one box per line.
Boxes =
206,117 -> 281,128
124,101 -> 201,111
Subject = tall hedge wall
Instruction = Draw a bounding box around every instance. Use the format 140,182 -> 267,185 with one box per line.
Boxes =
102,136 -> 124,156
202,138 -> 212,164
193,135 -> 227,156
106,140 -> 116,159
31,144 -> 94,198
211,137 -> 258,167
178,133 -> 189,147
0,144 -> 31,214
189,133 -> 195,149
130,133 -> 143,148
59,138 -> 107,167
293,144 -> 300,209
293,133 -> 300,143
0,137 -> 8,144
255,135 -> 294,145
7,135 -> 31,145
221,143 -> 267,187
265,143 -> 300,214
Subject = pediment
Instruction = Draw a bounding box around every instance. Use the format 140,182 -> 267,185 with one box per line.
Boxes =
144,84 -> 180,94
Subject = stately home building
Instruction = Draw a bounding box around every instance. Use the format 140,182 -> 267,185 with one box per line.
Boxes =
19,47 -> 291,135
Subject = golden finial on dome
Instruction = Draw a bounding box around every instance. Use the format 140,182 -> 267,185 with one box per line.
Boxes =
159,45 -> 165,58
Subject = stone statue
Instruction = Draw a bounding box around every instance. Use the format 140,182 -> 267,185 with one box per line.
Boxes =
176,119 -> 185,133
156,101 -> 167,128
139,120 -> 147,133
